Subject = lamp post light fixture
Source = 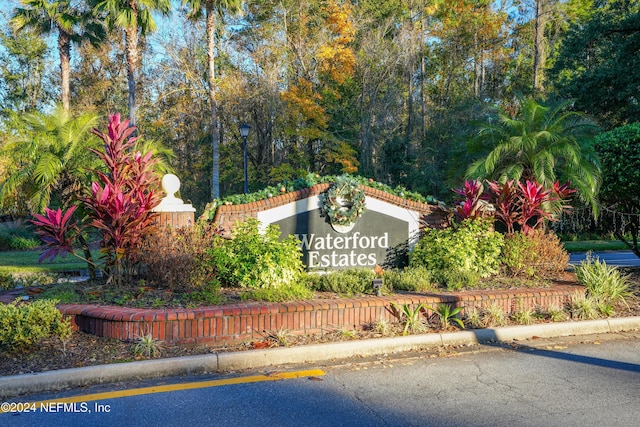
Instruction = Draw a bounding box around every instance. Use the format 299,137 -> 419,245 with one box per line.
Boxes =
239,123 -> 251,194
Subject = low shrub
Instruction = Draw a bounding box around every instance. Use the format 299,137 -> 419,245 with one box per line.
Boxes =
207,219 -> 305,289
0,299 -> 72,351
435,269 -> 480,291
383,266 -> 435,292
502,230 -> 569,278
138,221 -> 224,291
0,227 -> 40,251
410,219 -> 503,286
310,268 -> 375,296
241,282 -> 314,302
481,303 -> 508,327
0,272 -> 14,290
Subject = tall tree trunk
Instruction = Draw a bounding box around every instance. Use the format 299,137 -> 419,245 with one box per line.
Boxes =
58,29 -> 71,112
125,23 -> 139,126
533,0 -> 549,93
206,4 -> 220,200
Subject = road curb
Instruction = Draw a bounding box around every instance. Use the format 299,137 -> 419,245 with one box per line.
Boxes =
2,317 -> 640,399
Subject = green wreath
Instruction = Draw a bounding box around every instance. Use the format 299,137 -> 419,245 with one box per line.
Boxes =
320,175 -> 366,226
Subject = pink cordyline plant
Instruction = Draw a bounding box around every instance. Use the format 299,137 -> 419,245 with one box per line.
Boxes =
30,206 -> 79,263
31,113 -> 161,286
456,178 -> 576,235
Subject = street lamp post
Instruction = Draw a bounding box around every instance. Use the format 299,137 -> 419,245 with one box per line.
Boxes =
240,123 -> 251,194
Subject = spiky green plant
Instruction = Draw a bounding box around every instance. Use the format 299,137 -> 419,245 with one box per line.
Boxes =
575,254 -> 632,308
483,303 -> 508,327
511,307 -> 535,325
132,333 -> 163,358
389,303 -> 428,335
373,318 -> 393,336
426,303 -> 465,329
465,307 -> 484,328
569,292 -> 599,320
546,304 -> 568,322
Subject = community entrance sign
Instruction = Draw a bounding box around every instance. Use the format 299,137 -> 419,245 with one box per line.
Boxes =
257,194 -> 421,270
212,181 -> 446,271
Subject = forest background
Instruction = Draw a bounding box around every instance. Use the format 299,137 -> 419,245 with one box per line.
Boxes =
0,0 -> 637,219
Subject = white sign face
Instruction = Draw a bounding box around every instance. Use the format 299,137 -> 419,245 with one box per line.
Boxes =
257,196 -> 421,270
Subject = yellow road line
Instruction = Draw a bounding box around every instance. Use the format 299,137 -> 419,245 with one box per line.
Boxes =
0,369 -> 325,413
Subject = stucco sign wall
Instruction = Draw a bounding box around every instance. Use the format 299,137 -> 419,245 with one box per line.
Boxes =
212,183 -> 448,271
258,195 -> 419,270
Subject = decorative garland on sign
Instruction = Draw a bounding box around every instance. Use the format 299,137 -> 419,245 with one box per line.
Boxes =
320,175 -> 366,226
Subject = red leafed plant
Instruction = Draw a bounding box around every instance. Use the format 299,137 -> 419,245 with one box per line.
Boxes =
82,113 -> 161,285
517,180 -> 554,235
453,179 -> 487,221
31,113 -> 161,286
486,180 -> 519,234
483,179 -> 575,235
30,206 -> 80,262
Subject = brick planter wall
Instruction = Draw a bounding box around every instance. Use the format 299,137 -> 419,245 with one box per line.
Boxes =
59,283 -> 583,345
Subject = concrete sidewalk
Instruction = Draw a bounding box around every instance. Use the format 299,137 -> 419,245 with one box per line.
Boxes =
2,316 -> 640,399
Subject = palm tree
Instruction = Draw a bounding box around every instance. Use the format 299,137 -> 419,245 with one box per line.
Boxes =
92,0 -> 171,126
466,98 -> 601,214
11,0 -> 80,112
0,106 -> 101,214
182,0 -> 242,200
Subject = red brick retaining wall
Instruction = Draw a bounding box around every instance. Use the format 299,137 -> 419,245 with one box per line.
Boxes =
59,284 -> 584,345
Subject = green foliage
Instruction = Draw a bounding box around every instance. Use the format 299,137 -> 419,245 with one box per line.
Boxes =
575,254 -> 632,309
0,272 -> 15,290
465,308 -> 484,329
569,292 -> 599,320
383,266 -> 435,292
131,333 -> 163,358
426,303 -> 465,329
182,284 -> 224,306
545,305 -> 568,322
511,307 -> 535,325
481,303 -> 508,327
437,269 -> 480,291
466,97 -> 601,213
502,230 -> 569,279
389,303 -> 428,335
0,298 -> 72,351
551,1 -> 640,128
0,108 -> 101,215
0,28 -> 51,115
40,282 -> 79,303
241,282 -> 314,302
205,173 -> 439,221
410,219 -> 503,287
309,268 -> 375,296
0,227 -> 40,250
594,123 -> 640,255
207,218 -> 304,289
372,318 -> 393,336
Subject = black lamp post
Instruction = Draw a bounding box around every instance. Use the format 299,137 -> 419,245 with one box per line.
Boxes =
239,123 -> 251,194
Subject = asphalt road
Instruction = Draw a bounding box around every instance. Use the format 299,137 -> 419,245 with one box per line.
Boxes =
569,250 -> 640,267
3,332 -> 639,427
